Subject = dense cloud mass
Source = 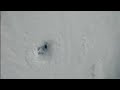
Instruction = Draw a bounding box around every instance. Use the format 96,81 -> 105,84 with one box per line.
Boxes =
1,11 -> 120,79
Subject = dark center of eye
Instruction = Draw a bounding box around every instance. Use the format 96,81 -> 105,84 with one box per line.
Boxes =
44,44 -> 47,49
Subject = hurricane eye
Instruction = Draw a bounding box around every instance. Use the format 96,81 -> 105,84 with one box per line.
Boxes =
44,44 -> 47,49
37,41 -> 48,55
